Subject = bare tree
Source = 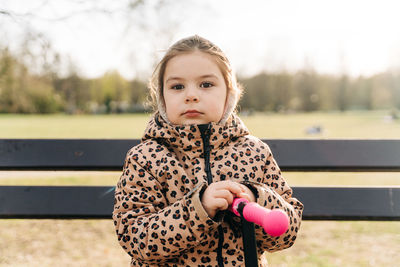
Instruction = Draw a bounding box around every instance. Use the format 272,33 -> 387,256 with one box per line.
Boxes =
1,0 -> 203,78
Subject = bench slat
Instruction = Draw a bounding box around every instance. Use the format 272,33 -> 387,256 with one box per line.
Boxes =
0,186 -> 399,220
0,186 -> 114,219
1,139 -> 400,171
0,139 -> 139,171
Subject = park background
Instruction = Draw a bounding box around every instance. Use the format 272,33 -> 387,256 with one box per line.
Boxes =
1,0 -> 400,266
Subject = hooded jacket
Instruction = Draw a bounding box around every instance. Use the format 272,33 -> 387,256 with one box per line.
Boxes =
113,112 -> 303,266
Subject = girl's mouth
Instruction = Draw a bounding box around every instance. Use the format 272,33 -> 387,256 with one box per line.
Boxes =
183,109 -> 203,117
184,111 -> 202,117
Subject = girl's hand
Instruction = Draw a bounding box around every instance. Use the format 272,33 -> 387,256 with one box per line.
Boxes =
237,184 -> 256,203
201,181 -> 255,218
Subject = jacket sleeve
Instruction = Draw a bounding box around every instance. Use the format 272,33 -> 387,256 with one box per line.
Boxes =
112,151 -> 220,264
242,147 -> 304,253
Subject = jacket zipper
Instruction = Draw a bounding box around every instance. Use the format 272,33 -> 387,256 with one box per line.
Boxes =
202,127 -> 212,185
198,124 -> 212,184
199,124 -> 224,267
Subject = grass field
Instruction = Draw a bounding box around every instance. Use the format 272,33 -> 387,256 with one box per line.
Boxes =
1,111 -> 399,266
1,110 -> 400,139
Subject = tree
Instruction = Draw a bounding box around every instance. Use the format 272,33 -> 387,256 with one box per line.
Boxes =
295,70 -> 320,112
337,74 -> 349,112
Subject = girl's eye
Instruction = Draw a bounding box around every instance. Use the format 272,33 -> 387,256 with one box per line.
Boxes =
200,82 -> 213,88
171,84 -> 184,90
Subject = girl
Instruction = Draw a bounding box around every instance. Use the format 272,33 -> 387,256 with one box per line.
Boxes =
113,35 -> 303,267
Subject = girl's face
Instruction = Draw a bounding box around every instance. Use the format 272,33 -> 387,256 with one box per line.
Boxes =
163,51 -> 227,125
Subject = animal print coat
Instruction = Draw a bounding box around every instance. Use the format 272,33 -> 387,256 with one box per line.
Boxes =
113,112 -> 303,267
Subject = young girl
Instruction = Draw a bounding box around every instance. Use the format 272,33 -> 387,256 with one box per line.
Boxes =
113,35 -> 303,267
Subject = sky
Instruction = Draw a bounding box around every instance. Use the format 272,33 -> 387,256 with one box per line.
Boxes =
1,0 -> 400,79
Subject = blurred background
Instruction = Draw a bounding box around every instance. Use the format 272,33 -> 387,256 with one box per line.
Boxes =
1,1 -> 399,266
1,0 -> 400,116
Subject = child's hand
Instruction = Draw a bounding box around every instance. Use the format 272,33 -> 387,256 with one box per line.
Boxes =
201,181 -> 255,218
237,184 -> 256,203
201,181 -> 242,218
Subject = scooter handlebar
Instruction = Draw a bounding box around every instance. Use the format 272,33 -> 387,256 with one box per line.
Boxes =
229,198 -> 289,237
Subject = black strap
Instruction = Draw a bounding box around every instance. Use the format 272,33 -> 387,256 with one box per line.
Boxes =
217,225 -> 225,267
241,217 -> 259,266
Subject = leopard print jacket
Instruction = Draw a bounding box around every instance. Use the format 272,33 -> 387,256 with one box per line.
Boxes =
113,112 -> 303,266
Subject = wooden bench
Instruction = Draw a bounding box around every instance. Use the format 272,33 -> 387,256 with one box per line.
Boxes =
0,139 -> 399,220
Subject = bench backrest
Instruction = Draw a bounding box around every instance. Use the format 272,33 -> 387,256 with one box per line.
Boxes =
0,139 -> 399,220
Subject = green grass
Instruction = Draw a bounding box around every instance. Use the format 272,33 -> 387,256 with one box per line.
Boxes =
1,110 -> 399,139
1,171 -> 399,187
243,110 -> 400,139
0,110 -> 399,266
0,171 -> 120,186
0,113 -> 149,139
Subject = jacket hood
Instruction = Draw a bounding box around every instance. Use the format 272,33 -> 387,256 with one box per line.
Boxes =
141,112 -> 250,158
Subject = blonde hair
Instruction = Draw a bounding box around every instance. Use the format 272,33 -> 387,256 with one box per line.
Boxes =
147,35 -> 243,124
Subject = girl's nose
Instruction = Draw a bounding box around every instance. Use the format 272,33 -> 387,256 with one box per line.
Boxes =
185,87 -> 199,103
185,96 -> 198,103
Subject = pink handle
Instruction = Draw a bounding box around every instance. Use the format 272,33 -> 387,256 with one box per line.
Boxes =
230,198 -> 289,237
230,197 -> 249,216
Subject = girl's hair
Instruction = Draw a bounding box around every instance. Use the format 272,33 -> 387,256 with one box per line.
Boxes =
147,35 -> 243,124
